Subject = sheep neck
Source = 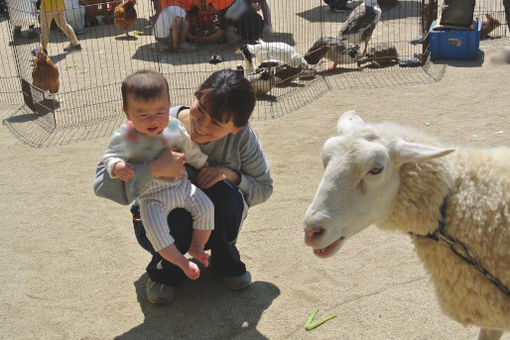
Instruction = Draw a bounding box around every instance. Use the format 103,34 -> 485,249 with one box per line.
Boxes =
378,156 -> 455,235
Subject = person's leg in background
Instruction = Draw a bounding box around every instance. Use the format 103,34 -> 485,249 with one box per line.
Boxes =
150,0 -> 162,25
256,0 -> 272,34
39,9 -> 53,53
53,9 -> 81,51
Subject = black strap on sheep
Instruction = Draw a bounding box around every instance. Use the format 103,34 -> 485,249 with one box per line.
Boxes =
409,198 -> 510,298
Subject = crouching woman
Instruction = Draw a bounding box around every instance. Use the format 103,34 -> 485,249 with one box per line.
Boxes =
93,69 -> 273,304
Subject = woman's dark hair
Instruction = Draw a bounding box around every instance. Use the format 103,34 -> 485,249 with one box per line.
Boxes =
121,70 -> 170,110
194,69 -> 255,127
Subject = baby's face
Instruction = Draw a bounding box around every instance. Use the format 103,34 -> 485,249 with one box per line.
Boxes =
124,95 -> 170,136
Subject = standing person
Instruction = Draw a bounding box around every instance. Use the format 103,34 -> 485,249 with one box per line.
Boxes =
101,70 -> 215,289
153,1 -> 198,51
94,69 -> 273,304
39,0 -> 81,54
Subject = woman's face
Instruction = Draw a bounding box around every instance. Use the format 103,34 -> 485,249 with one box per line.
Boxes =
188,98 -> 241,144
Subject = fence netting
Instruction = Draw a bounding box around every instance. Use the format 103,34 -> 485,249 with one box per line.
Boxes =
0,0 -> 508,147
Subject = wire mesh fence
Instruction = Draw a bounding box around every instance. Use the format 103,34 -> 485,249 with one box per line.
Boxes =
0,0 -> 508,147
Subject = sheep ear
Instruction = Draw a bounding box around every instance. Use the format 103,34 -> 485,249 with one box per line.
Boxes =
337,110 -> 364,135
395,140 -> 455,165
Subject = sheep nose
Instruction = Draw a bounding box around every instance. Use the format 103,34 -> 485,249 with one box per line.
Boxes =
304,226 -> 325,245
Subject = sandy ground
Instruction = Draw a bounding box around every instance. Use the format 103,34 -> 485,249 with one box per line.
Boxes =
2,38 -> 510,340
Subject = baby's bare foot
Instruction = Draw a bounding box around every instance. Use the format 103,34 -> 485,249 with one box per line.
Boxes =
189,247 -> 209,267
181,261 -> 200,280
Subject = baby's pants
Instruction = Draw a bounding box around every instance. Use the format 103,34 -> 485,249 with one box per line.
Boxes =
139,179 -> 214,252
132,180 -> 246,286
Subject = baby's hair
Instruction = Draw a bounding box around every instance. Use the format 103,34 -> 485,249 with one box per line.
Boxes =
194,69 -> 255,127
121,70 -> 170,110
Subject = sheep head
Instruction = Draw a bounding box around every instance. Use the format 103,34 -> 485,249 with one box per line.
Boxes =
303,111 -> 454,258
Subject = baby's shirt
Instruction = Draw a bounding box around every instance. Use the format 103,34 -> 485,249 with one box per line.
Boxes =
102,118 -> 208,179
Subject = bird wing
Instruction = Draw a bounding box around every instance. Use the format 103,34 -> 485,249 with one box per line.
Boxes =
304,37 -> 330,65
274,65 -> 302,84
339,4 -> 378,37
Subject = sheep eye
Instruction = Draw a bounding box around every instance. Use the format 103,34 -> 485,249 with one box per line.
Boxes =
369,166 -> 383,175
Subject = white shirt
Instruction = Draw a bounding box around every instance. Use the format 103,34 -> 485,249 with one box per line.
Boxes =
153,6 -> 187,39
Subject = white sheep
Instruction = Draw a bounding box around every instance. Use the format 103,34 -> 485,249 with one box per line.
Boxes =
303,110 -> 510,340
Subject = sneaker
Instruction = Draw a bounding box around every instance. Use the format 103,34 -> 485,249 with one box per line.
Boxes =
223,271 -> 251,290
146,278 -> 175,304
64,43 -> 82,52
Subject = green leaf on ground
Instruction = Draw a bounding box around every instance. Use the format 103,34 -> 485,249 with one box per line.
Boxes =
304,309 -> 336,331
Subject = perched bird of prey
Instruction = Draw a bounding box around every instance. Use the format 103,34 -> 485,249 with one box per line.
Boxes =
304,36 -> 360,71
338,0 -> 382,55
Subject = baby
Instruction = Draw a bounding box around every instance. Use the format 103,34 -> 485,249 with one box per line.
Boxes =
102,70 -> 213,280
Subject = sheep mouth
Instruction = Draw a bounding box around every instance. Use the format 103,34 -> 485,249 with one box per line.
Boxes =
313,236 -> 344,258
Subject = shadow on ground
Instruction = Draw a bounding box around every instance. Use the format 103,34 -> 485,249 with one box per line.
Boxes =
115,272 -> 280,340
297,0 -> 422,24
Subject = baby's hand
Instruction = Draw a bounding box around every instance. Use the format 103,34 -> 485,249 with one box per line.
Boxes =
113,161 -> 134,181
188,247 -> 209,267
181,260 -> 200,280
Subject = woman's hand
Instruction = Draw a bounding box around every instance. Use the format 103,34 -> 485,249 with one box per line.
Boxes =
196,165 -> 240,189
149,147 -> 186,179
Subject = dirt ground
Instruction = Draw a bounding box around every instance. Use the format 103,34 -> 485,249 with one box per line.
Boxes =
2,4 -> 510,338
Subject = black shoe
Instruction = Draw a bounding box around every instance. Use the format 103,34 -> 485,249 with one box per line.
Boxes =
64,43 -> 82,52
223,271 -> 251,290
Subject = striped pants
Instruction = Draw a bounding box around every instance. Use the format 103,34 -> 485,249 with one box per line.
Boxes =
132,180 -> 247,286
138,178 -> 214,252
